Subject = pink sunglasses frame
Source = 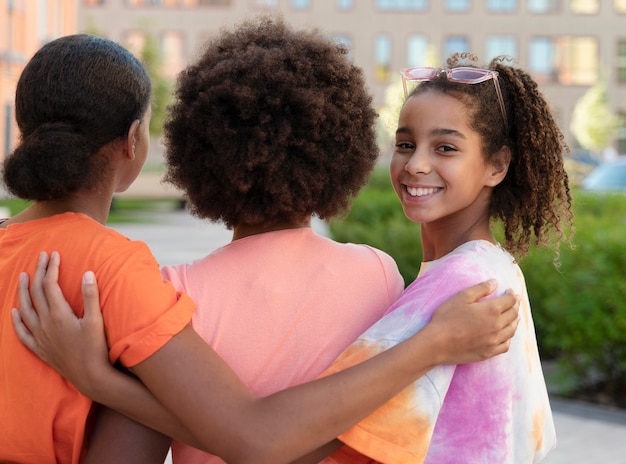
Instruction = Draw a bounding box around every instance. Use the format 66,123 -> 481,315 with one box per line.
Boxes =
400,66 -> 508,129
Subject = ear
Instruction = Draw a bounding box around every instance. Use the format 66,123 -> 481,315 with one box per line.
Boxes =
125,119 -> 141,161
486,146 -> 511,187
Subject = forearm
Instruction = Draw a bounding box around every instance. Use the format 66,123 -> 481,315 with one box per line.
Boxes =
85,365 -> 205,450
134,324 -> 443,464
142,278 -> 516,464
84,406 -> 172,464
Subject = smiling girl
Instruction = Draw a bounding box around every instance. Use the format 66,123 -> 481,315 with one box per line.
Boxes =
321,54 -> 574,463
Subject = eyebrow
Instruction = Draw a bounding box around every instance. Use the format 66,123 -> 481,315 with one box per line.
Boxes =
395,126 -> 466,139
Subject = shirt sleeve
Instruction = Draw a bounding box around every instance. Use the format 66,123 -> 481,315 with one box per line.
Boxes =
320,253 -> 490,463
96,240 -> 196,367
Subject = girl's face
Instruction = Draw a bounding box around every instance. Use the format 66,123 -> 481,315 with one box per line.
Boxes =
390,90 -> 500,227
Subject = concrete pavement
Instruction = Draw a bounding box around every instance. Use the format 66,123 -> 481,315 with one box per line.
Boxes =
110,208 -> 626,464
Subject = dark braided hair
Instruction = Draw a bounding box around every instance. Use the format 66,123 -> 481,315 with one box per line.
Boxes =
2,34 -> 151,201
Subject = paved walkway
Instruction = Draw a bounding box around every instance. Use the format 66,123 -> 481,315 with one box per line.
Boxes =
110,208 -> 626,464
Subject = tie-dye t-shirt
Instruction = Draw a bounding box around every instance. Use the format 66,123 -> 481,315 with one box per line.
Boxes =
322,240 -> 556,464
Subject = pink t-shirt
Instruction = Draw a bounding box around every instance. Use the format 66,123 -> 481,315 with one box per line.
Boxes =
323,240 -> 556,464
161,228 -> 404,464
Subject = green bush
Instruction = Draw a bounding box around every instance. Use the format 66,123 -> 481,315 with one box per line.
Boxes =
331,167 -> 626,396
521,191 -> 626,394
330,167 -> 423,284
0,198 -> 31,217
0,197 -> 182,224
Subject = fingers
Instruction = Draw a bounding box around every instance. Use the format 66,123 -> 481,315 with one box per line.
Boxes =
488,296 -> 521,356
81,271 -> 104,329
42,251 -> 65,321
458,279 -> 498,303
491,319 -> 519,356
16,272 -> 40,333
11,308 -> 38,353
28,251 -> 52,320
499,291 -> 520,328
39,251 -> 81,323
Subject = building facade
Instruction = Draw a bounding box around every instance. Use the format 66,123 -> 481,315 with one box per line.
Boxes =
3,0 -> 626,161
0,0 -> 77,162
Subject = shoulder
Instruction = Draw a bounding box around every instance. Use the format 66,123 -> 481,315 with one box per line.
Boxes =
323,241 -> 404,300
418,241 -> 520,296
334,241 -> 402,278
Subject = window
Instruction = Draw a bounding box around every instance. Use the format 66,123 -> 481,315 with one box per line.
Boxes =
528,0 -> 559,13
125,31 -> 147,58
570,0 -> 598,14
444,36 -> 469,59
529,37 -> 557,83
617,39 -> 626,83
161,32 -> 185,78
197,0 -> 231,5
374,34 -> 392,82
486,0 -> 516,12
556,36 -> 598,85
375,0 -> 428,11
407,35 -> 428,68
291,0 -> 310,9
336,0 -> 353,9
125,0 -> 165,6
250,0 -> 277,8
615,0 -> 626,13
332,35 -> 352,58
486,36 -> 517,60
445,0 -> 470,11
38,0 -> 47,41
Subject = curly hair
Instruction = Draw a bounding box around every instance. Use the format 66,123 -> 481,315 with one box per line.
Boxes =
163,16 -> 379,229
2,34 -> 151,201
408,53 -> 574,257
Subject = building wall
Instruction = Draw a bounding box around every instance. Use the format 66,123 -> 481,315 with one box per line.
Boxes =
77,0 -> 626,156
0,0 -> 77,162
3,0 -> 624,161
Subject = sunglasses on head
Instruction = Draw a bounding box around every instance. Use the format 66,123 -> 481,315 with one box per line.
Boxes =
400,66 -> 508,129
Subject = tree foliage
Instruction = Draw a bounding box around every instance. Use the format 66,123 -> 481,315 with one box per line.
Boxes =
80,23 -> 173,138
570,77 -> 621,152
139,34 -> 173,137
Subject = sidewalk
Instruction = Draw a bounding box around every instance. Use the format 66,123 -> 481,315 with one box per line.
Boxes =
111,208 -> 626,464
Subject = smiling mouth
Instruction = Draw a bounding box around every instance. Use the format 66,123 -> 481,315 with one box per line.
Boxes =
406,186 -> 441,197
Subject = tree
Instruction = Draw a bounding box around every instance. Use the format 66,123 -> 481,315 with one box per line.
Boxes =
570,76 -> 621,155
80,23 -> 173,138
139,34 -> 173,137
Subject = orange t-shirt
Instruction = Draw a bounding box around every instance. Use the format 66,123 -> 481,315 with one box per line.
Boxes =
0,213 -> 195,464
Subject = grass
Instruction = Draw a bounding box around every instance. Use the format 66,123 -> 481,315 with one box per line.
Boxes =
0,197 -> 183,224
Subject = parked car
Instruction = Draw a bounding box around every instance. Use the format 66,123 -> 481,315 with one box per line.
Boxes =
581,158 -> 626,192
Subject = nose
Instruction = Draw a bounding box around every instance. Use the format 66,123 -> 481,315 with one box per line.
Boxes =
404,149 -> 430,175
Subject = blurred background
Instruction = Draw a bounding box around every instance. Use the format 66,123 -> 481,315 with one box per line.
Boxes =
1,1 -> 625,462
1,0 -> 626,169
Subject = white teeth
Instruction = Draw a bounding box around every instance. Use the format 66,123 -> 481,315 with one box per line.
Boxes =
407,186 -> 439,197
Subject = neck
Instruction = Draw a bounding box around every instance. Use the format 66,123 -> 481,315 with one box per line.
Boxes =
420,209 -> 495,262
232,217 -> 312,241
4,188 -> 114,227
421,223 -> 495,261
